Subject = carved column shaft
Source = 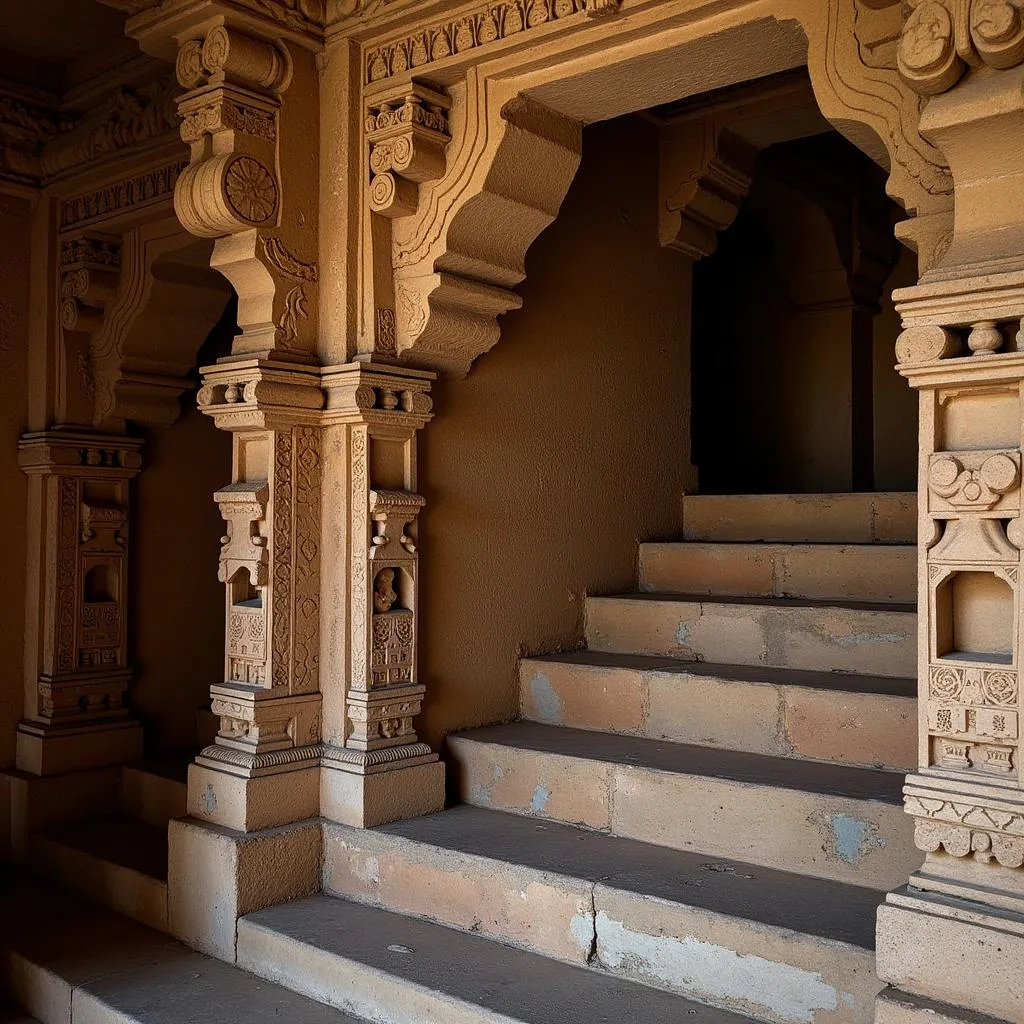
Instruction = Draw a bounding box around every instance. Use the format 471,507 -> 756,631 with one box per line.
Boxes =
17,432 -> 143,775
190,361 -> 323,830
319,361 -> 444,827
878,22 -> 1024,1022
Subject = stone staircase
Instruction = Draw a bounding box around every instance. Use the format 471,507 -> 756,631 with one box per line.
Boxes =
2,492 -> 922,1024
26,754 -> 187,933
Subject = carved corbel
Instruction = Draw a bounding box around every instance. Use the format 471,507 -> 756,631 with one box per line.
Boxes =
58,235 -> 122,426
170,22 -> 319,362
366,86 -> 451,218
658,117 -> 755,259
365,83 -> 451,359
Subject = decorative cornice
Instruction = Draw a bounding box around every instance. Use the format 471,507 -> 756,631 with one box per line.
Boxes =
364,0 -> 621,84
59,160 -> 187,229
0,77 -> 181,189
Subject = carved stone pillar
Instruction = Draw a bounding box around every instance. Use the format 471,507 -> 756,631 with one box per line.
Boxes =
319,362 -> 444,826
16,432 -> 143,776
877,13 -> 1024,1021
191,360 -> 324,832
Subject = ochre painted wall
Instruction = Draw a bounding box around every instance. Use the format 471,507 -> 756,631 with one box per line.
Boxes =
132,394 -> 231,751
0,195 -> 30,856
418,115 -> 694,753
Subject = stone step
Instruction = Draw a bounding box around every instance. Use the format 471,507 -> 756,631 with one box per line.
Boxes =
0,868 -> 360,1024
681,493 -> 916,544
519,652 -> 917,770
119,755 -> 189,830
238,892 -> 757,1024
639,542 -> 916,603
323,804 -> 884,1024
29,814 -> 169,933
447,723 -> 920,890
585,593 -> 916,678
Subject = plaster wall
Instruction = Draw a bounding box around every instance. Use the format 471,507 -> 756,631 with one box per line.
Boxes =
132,395 -> 230,751
419,115 -> 693,751
0,195 -> 30,856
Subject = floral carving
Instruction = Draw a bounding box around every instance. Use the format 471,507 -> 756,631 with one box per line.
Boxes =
225,156 -> 278,224
365,0 -> 598,83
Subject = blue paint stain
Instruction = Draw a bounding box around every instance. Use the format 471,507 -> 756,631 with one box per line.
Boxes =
199,782 -> 217,815
531,782 -> 550,814
676,621 -> 691,646
530,672 -> 562,724
831,814 -> 885,864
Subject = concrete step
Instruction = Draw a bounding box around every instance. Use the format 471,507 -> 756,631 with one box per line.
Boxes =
585,593 -> 916,677
639,542 -> 916,603
519,652 -> 916,770
238,892 -> 757,1024
324,805 -> 884,1024
29,815 -> 169,932
119,755 -> 189,830
0,868 -> 360,1024
681,493 -> 916,544
447,723 -> 920,890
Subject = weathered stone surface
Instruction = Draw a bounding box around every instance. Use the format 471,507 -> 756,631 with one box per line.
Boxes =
238,893 -> 754,1024
167,817 -> 320,962
681,493 -> 916,544
520,652 -> 916,769
323,805 -> 883,1024
0,868 -> 360,1024
449,723 -> 920,889
585,594 -> 916,677
639,541 -> 916,602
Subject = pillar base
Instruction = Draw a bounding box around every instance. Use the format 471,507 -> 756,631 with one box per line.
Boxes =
876,886 -> 1024,1022
16,718 -> 143,776
876,987 -> 1011,1024
321,756 -> 444,827
168,816 -> 321,962
1,766 -> 120,859
186,761 -> 320,832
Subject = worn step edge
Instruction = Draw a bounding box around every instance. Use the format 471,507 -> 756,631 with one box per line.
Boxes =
585,593 -> 916,678
519,652 -> 916,770
638,541 -> 916,602
323,807 -> 883,1024
680,493 -> 916,544
447,723 -> 920,890
0,868 -> 360,1024
29,816 -> 169,934
238,893 -> 757,1024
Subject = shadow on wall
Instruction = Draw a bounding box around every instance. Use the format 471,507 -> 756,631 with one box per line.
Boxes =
419,114 -> 694,754
130,299 -> 235,752
0,196 -> 31,772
